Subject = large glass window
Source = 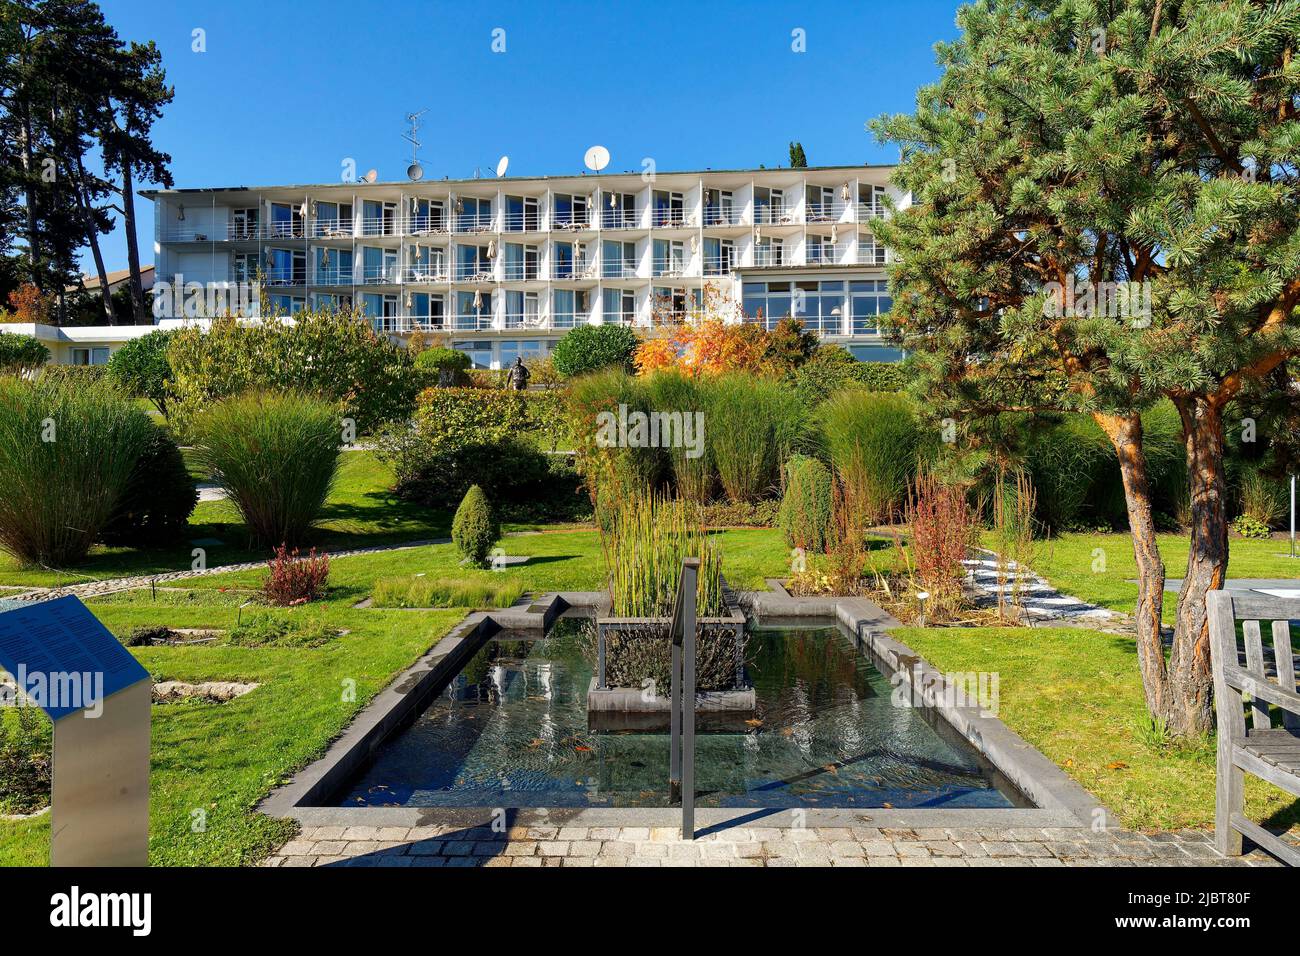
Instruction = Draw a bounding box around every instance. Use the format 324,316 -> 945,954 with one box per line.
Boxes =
313,201 -> 353,238
455,291 -> 492,330
457,197 -> 492,232
552,289 -> 588,328
741,281 -> 793,329
603,289 -> 636,324
456,245 -> 492,280
602,192 -> 635,229
454,340 -> 494,370
850,280 -> 892,334
499,339 -> 550,368
553,194 -> 589,229
267,248 -> 305,285
796,280 -> 844,334
602,240 -> 636,278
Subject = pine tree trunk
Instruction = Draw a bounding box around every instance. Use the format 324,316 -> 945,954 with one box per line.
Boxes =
1096,412 -> 1173,719
120,155 -> 147,323
1168,396 -> 1226,737
74,159 -> 115,325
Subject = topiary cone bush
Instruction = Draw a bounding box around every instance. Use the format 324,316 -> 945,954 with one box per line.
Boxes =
551,324 -> 639,379
100,426 -> 198,546
778,454 -> 833,553
194,391 -> 341,548
0,376 -> 153,566
452,484 -> 501,568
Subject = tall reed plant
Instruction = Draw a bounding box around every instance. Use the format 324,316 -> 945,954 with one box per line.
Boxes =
0,376 -> 153,566
194,391 -> 341,547
644,370 -> 713,503
819,390 -> 920,525
601,493 -> 724,617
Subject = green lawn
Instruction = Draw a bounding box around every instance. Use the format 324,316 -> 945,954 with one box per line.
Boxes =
899,624 -> 1299,833
1022,532 -> 1300,622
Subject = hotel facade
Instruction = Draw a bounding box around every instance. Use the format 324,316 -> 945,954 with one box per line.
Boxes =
6,165 -> 905,369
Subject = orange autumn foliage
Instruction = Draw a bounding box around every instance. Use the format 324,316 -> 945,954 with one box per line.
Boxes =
633,319 -> 773,377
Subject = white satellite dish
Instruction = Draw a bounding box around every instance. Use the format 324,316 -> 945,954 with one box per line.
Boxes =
584,145 -> 610,172
496,155 -> 510,178
407,163 -> 424,181
363,169 -> 378,184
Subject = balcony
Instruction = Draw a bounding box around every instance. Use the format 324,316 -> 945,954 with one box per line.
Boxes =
404,215 -> 449,236
455,263 -> 495,282
702,205 -> 743,227
453,216 -> 495,234
753,247 -> 786,268
601,263 -> 640,280
501,211 -> 542,232
310,219 -> 356,239
702,255 -> 735,277
805,201 -> 849,224
753,205 -> 797,226
359,217 -> 400,238
552,216 -> 593,232
454,313 -> 494,331
856,245 -> 888,266
314,267 -> 354,285
405,264 -> 449,283
651,258 -> 688,278
263,270 -> 306,287
600,210 -> 640,230
856,201 -> 887,221
360,266 -> 400,285
371,314 -> 448,334
551,259 -> 597,280
806,246 -> 843,266
651,209 -> 688,228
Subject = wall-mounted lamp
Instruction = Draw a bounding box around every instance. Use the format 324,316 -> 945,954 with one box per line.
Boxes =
176,204 -> 185,221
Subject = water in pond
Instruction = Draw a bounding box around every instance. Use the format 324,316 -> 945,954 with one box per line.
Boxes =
337,618 -> 1019,809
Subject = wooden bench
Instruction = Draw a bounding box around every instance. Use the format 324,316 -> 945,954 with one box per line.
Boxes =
1208,589 -> 1300,866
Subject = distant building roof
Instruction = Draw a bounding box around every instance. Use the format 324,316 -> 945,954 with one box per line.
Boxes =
70,265 -> 154,295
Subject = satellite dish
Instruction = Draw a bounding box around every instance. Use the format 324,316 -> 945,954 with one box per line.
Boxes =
584,145 -> 610,172
407,163 -> 424,181
363,169 -> 378,184
496,155 -> 509,178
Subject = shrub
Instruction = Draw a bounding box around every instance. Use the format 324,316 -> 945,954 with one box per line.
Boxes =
705,375 -> 808,503
905,472 -> 977,615
414,346 -> 471,386
371,575 -> 525,609
100,427 -> 198,546
0,332 -> 49,375
166,311 -> 421,440
792,346 -> 907,407
1232,513 -> 1272,539
778,455 -> 833,552
106,330 -> 173,416
380,387 -> 568,507
1237,469 -> 1284,528
194,392 -> 341,547
568,369 -> 665,508
452,485 -> 501,567
552,323 -> 639,378
0,376 -> 153,565
691,498 -> 779,528
644,370 -> 712,502
262,545 -> 331,605
38,364 -> 106,385
0,708 -> 51,815
819,390 -> 920,524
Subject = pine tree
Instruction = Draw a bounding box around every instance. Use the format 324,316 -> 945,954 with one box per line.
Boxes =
871,0 -> 1300,736
788,141 -> 808,167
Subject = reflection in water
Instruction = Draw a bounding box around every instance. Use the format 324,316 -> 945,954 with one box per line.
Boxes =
339,620 -> 1017,809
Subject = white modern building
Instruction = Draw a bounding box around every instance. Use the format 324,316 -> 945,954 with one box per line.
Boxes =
141,164 -> 904,369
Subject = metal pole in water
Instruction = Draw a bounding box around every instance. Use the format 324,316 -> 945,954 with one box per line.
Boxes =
669,637 -> 681,804
682,561 -> 698,841
1291,475 -> 1296,559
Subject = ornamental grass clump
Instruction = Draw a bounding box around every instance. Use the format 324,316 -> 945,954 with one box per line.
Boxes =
0,375 -> 153,566
194,391 -> 341,547
819,390 -> 920,525
704,375 -> 807,503
778,454 -> 833,553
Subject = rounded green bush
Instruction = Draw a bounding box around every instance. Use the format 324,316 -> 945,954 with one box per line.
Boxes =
106,329 -> 173,415
452,484 -> 501,568
0,332 -> 49,375
551,324 -> 639,379
0,376 -> 153,565
414,346 -> 472,384
101,426 -> 198,546
778,454 -> 833,552
194,391 -> 341,547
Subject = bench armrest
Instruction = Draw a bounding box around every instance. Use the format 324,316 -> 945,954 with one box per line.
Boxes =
1224,666 -> 1300,717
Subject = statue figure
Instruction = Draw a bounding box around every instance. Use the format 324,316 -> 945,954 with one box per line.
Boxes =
507,356 -> 531,391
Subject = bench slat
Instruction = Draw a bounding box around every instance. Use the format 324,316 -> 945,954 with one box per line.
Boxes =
1243,621 -> 1270,729
1229,813 -> 1300,867
1234,746 -> 1300,798
1275,620 -> 1299,732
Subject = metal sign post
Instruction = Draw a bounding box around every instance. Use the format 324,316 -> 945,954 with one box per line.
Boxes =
0,595 -> 151,866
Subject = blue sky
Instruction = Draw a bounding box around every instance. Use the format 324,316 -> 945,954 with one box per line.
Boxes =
91,0 -> 960,272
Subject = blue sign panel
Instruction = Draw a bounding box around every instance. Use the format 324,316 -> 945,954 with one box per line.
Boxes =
0,595 -> 149,721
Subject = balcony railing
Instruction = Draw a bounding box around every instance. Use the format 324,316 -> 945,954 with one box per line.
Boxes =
652,258 -> 688,277
753,247 -> 786,267
805,201 -> 849,223
359,217 -> 400,237
551,260 -> 596,280
702,205 -> 743,227
310,219 -> 355,239
371,315 -> 449,333
454,313 -> 494,330
454,216 -> 495,234
753,205 -> 796,225
651,209 -> 688,228
601,211 -> 640,230
856,201 -> 887,221
405,264 -> 449,283
502,264 -> 541,281
314,268 -> 354,285
263,270 -> 307,286
702,255 -> 735,276
360,266 -> 400,284
403,215 -> 449,236
501,212 -> 542,232
806,246 -> 843,266
856,245 -> 887,266
601,263 -> 640,280
552,216 -> 593,232
455,263 -> 496,282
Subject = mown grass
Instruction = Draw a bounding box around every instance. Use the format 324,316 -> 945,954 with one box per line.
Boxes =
898,624 -> 1300,833
1020,532 -> 1300,622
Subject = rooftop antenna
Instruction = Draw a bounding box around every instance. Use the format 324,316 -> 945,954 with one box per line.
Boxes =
404,109 -> 428,181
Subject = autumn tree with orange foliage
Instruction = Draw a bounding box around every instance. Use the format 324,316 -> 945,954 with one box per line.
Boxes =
634,283 -> 778,378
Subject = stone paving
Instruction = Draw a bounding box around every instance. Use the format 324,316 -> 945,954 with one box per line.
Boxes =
263,823 -> 1290,868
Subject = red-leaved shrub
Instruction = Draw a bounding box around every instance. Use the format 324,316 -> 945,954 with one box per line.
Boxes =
262,544 -> 330,606
905,473 -> 975,612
